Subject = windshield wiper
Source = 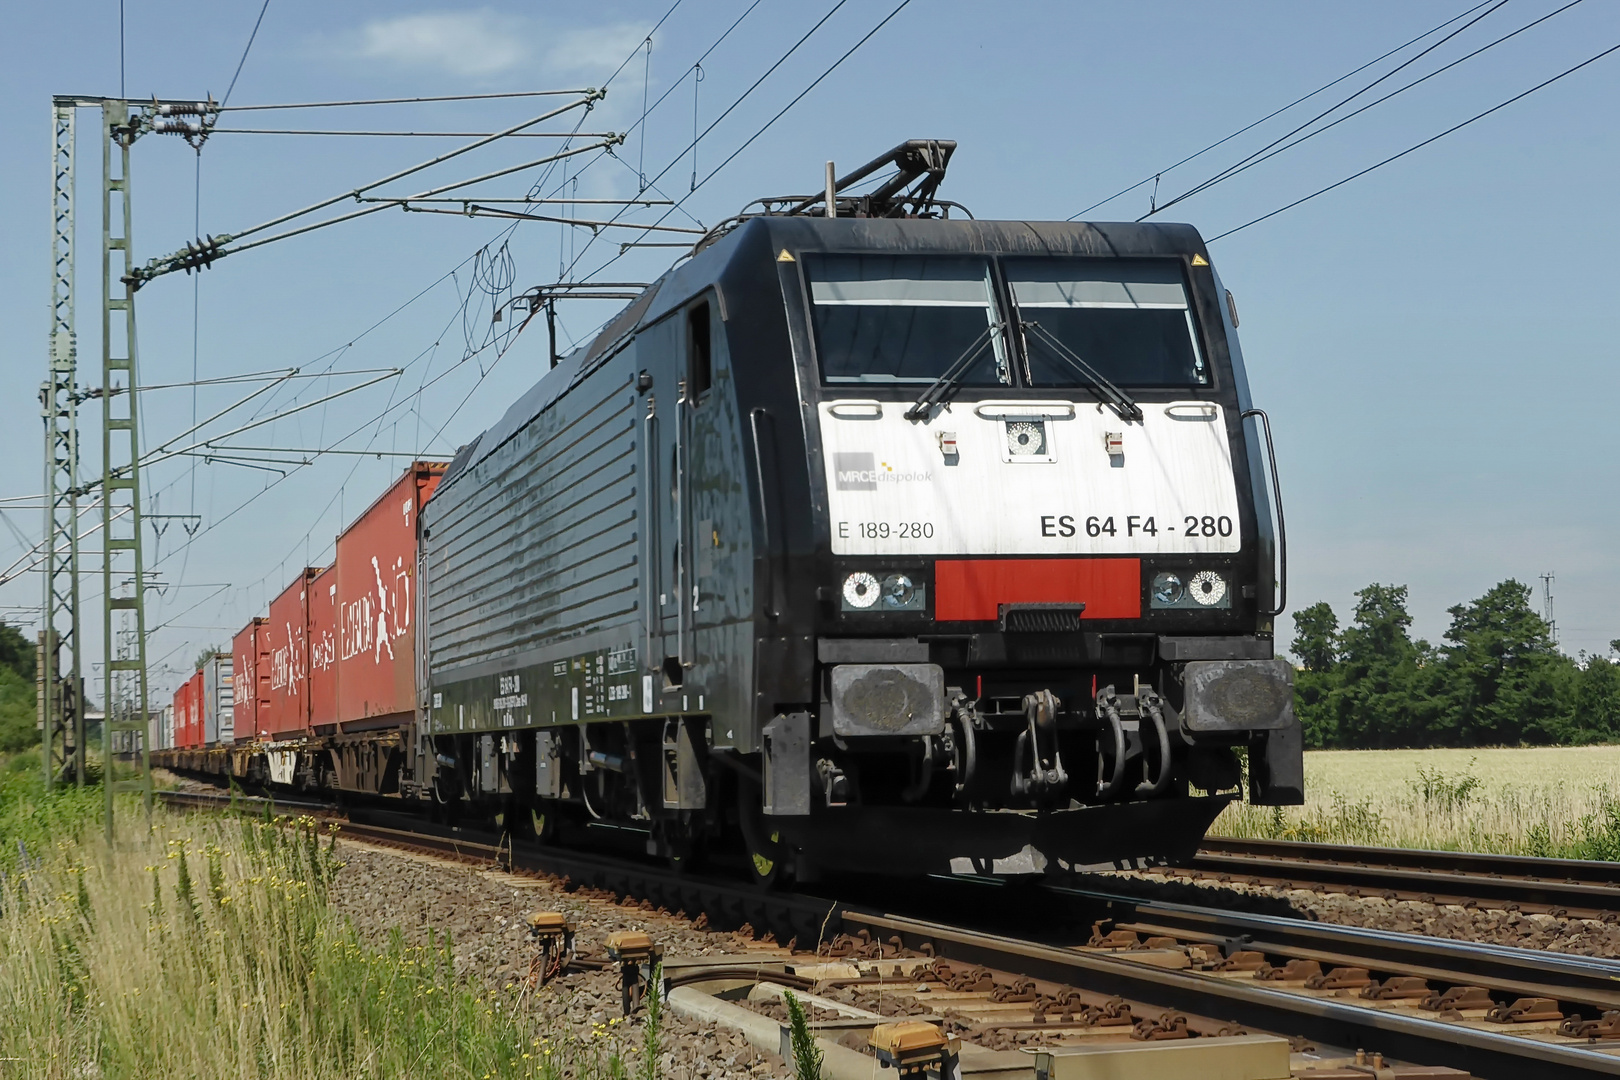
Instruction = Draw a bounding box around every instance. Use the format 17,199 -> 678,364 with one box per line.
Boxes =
1020,319 -> 1144,423
904,323 -> 1002,420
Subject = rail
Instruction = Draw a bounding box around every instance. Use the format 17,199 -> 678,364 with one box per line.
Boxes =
1188,835 -> 1620,917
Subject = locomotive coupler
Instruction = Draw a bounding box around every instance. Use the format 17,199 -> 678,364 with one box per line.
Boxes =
1093,687 -> 1177,800
1011,689 -> 1067,803
948,694 -> 980,800
1094,689 -> 1129,800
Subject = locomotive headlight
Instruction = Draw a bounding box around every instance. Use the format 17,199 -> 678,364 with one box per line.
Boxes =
881,573 -> 916,609
1151,568 -> 1231,609
842,572 -> 881,610
1152,572 -> 1185,605
1189,570 -> 1228,606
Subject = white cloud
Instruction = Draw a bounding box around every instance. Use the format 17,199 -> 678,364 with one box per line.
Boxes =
354,10 -> 531,78
341,11 -> 648,84
541,24 -> 648,77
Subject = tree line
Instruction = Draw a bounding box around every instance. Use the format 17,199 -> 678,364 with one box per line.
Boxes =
1290,580 -> 1620,748
0,624 -> 35,753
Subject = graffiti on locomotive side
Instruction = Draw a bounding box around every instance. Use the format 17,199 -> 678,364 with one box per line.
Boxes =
341,554 -> 412,665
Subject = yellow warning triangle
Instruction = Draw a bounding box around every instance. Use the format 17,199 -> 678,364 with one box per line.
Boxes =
1191,253 -> 1209,266
777,249 -> 795,263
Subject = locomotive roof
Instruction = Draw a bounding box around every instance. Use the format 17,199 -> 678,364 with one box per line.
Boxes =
434,215 -> 1211,497
735,214 -> 1209,259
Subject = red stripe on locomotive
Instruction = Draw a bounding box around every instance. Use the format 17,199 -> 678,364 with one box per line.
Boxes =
933,558 -> 1141,621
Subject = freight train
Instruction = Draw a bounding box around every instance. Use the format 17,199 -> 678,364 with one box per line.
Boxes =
155,141 -> 1302,881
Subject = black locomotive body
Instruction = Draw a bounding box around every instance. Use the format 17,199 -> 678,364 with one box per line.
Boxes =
420,211 -> 1300,879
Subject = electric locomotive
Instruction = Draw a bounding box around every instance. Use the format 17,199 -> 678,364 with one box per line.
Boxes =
418,141 -> 1301,879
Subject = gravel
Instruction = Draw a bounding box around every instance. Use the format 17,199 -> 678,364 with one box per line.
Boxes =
320,828 -> 1620,1079
328,839 -> 788,1078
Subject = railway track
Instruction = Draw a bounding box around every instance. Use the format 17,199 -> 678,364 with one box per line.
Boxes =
156,788 -> 1620,1077
156,787 -> 334,815
1183,836 -> 1620,918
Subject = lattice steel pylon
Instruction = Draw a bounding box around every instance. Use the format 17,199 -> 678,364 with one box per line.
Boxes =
99,99 -> 154,837
40,98 -> 85,791
44,94 -> 221,834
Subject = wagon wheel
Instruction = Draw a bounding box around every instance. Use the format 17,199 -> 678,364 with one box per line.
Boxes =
528,807 -> 556,843
736,779 -> 787,887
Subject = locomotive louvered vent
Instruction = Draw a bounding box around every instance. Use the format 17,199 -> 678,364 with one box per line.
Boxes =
998,602 -> 1085,634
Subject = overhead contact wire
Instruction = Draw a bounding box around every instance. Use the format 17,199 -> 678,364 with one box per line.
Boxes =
221,0 -> 272,108
564,0 -> 858,278
1207,39 -> 1620,242
579,0 -> 913,285
1069,0 -> 1500,219
153,1 -> 685,623
1150,0 -> 1589,220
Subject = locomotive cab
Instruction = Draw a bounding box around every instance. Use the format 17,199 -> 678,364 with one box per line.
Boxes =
721,213 -> 1301,876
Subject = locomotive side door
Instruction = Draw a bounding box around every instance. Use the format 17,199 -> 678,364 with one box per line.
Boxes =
642,297 -> 724,707
640,311 -> 693,697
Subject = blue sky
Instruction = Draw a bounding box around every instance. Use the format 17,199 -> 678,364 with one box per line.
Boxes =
1,0 -> 1616,695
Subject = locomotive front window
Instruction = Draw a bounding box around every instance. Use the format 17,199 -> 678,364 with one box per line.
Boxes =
806,255 -> 1009,385
1006,258 -> 1209,387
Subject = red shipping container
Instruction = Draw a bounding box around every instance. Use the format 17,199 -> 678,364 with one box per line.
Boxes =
231,622 -> 255,744
188,671 -> 204,748
173,680 -> 192,749
308,565 -> 339,730
184,676 -> 198,749
265,569 -> 319,739
336,462 -> 445,727
252,617 -> 271,740
232,617 -> 271,743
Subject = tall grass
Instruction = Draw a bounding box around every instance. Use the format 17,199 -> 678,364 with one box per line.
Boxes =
0,773 -> 581,1079
0,763 -> 103,875
1214,748 -> 1620,859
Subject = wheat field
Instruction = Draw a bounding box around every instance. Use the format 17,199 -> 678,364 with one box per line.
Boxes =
1212,746 -> 1620,858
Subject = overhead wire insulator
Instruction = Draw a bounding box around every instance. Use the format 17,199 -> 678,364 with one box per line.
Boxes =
176,235 -> 225,275
156,99 -> 216,116
126,234 -> 230,290
150,95 -> 220,148
150,118 -> 204,137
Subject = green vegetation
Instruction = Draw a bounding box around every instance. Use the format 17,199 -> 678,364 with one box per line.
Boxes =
1213,746 -> 1620,858
1290,579 -> 1620,748
0,769 -> 102,874
782,990 -> 824,1080
639,963 -> 663,1080
0,774 -> 634,1079
0,621 -> 37,754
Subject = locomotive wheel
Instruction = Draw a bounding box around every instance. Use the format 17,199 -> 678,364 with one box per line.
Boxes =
736,779 -> 786,887
430,772 -> 461,825
745,829 -> 783,886
666,838 -> 703,875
